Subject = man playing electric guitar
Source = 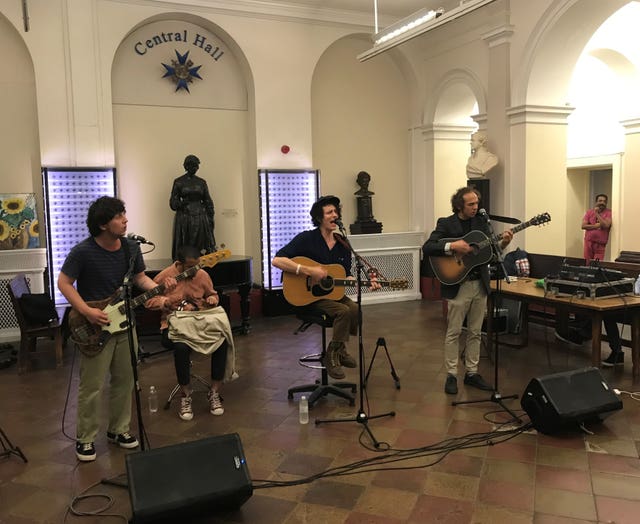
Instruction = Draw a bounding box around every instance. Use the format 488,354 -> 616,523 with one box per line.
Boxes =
272,195 -> 380,380
423,187 -> 513,396
58,196 -> 176,462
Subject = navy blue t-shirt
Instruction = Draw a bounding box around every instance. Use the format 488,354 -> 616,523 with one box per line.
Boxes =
60,237 -> 145,302
276,228 -> 352,276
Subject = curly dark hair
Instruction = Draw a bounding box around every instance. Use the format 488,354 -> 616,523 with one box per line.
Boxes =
86,196 -> 125,237
310,195 -> 341,227
451,187 -> 480,213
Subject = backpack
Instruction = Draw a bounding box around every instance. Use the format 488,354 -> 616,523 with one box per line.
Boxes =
503,247 -> 530,277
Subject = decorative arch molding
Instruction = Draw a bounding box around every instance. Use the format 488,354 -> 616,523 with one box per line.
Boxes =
513,0 -> 629,107
112,12 -> 254,104
0,10 -> 40,190
426,68 -> 485,127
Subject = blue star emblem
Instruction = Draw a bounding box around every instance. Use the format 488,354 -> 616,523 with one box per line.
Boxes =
162,50 -> 203,92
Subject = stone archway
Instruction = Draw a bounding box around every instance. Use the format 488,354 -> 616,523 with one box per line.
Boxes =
111,15 -> 255,260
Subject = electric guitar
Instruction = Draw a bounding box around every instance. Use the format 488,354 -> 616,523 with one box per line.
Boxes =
282,256 -> 409,306
429,213 -> 551,285
69,249 -> 231,356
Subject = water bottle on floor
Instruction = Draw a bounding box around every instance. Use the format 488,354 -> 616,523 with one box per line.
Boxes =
299,395 -> 309,424
148,386 -> 158,413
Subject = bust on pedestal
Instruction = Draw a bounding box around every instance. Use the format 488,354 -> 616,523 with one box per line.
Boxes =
466,131 -> 498,179
350,171 -> 383,234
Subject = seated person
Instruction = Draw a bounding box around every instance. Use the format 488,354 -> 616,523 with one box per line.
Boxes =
271,195 -> 380,380
555,314 -> 624,366
145,245 -> 235,420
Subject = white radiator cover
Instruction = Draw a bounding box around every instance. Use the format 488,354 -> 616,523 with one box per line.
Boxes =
347,232 -> 424,305
0,249 -> 47,342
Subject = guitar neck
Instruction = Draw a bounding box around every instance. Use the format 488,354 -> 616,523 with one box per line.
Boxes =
130,264 -> 201,309
494,217 -> 536,242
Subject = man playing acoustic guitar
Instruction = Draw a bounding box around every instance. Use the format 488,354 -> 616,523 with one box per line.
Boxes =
272,195 -> 380,380
58,197 -> 176,462
423,187 -> 513,395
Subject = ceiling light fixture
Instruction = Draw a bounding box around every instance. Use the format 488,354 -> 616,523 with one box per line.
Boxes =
374,8 -> 444,46
359,0 -> 497,62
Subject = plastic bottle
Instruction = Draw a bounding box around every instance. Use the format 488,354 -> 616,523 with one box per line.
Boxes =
299,395 -> 309,424
148,386 -> 158,413
635,274 -> 640,296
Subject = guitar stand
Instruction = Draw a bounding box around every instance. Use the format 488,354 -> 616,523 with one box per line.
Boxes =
364,337 -> 400,390
0,426 -> 27,463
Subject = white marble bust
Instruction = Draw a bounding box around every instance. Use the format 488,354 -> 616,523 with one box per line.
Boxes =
466,131 -> 498,179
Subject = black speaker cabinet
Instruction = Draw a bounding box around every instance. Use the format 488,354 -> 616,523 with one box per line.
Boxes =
521,367 -> 622,435
126,433 -> 252,523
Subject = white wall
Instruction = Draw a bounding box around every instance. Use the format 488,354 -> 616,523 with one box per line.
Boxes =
311,35 -> 411,231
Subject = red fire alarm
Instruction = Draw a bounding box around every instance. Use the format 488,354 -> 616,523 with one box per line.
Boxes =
281,145 -> 290,154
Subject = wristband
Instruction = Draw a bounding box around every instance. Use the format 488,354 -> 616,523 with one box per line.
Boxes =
295,264 -> 301,275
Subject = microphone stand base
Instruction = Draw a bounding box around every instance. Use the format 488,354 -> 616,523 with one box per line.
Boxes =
315,409 -> 395,448
452,392 -> 522,423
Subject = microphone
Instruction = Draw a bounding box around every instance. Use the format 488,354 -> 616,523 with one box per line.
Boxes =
334,218 -> 345,230
126,233 -> 154,244
477,208 -> 490,222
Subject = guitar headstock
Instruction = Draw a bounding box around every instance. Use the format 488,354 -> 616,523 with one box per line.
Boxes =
199,249 -> 231,268
530,212 -> 551,226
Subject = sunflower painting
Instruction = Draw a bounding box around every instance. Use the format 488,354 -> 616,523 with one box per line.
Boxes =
0,193 -> 40,250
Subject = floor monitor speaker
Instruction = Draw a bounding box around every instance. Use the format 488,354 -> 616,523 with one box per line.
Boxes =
521,367 -> 622,435
126,433 -> 252,523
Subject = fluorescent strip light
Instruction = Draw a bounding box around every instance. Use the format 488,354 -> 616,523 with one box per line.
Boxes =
374,8 -> 444,46
359,0 -> 497,62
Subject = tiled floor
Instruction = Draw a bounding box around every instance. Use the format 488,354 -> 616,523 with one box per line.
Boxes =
2,299 -> 640,523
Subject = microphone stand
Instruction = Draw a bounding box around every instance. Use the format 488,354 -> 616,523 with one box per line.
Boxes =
315,224 -> 395,448
122,248 -> 149,450
102,240 -> 148,490
452,212 -> 521,422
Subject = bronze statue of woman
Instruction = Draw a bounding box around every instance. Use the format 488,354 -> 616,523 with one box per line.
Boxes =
170,154 -> 216,259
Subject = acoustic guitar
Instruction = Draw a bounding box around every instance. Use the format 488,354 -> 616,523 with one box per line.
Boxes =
429,213 -> 551,285
69,249 -> 231,356
282,256 -> 409,307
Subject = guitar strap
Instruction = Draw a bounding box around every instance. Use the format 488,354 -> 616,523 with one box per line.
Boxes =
120,237 -> 134,327
121,235 -> 131,264
333,233 -> 388,280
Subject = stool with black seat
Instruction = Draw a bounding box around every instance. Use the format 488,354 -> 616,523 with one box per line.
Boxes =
287,310 -> 356,408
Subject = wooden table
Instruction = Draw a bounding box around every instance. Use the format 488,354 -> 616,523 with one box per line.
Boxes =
487,278 -> 640,377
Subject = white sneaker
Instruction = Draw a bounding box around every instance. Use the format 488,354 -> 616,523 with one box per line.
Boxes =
208,391 -> 224,416
179,395 -> 194,421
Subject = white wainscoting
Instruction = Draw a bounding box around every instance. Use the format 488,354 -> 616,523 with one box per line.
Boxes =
0,249 -> 47,342
347,232 -> 425,305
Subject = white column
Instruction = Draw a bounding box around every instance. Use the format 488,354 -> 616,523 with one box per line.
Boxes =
507,104 -> 574,255
619,118 -> 640,253
422,124 -> 477,225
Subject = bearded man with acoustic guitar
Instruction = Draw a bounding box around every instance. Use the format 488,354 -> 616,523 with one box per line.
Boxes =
58,196 -> 176,462
423,187 -> 512,396
273,195 -> 380,380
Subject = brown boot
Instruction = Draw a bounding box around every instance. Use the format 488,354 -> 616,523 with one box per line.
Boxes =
323,343 -> 345,379
336,343 -> 356,368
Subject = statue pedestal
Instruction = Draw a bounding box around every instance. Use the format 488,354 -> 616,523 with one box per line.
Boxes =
350,221 -> 382,234
350,196 -> 382,234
